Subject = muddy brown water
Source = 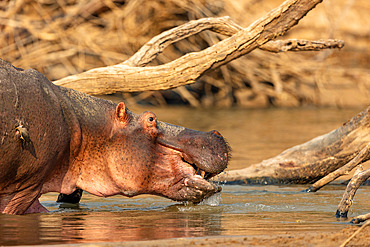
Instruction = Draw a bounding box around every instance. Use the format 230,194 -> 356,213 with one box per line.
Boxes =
1,106 -> 369,245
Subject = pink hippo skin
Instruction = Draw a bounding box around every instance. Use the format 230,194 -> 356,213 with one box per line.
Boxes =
0,59 -> 230,215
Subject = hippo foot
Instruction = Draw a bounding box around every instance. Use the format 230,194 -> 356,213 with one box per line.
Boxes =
57,189 -> 83,204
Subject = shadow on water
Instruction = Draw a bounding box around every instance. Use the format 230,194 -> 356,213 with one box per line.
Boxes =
1,107 -> 369,245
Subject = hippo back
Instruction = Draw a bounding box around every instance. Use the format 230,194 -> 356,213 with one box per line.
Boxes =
0,59 -> 70,195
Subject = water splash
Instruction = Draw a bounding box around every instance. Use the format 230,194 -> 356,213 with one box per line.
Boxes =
199,192 -> 222,206
196,177 -> 226,206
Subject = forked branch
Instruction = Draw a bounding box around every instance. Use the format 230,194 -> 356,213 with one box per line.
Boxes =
305,144 -> 369,192
123,16 -> 344,67
54,0 -> 343,95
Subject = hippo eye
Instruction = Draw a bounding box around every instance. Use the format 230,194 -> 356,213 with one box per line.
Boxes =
148,117 -> 154,122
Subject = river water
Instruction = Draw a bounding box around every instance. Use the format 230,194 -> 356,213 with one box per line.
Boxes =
1,106 -> 369,245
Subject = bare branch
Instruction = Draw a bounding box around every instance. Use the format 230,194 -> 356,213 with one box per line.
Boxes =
349,213 -> 370,224
260,39 -> 344,53
336,168 -> 370,218
123,16 -> 243,67
305,144 -> 369,192
124,16 -> 344,66
54,0 -> 327,95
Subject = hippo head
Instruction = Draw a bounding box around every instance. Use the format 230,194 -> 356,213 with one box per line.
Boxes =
104,102 -> 230,203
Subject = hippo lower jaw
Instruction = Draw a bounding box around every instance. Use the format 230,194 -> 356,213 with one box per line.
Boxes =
175,176 -> 221,204
179,152 -> 223,200
152,143 -> 223,204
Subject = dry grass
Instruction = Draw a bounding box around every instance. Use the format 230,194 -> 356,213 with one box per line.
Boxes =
1,0 -> 369,107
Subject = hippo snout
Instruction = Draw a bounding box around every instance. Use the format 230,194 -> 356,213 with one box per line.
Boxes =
157,122 -> 230,176
207,129 -> 230,171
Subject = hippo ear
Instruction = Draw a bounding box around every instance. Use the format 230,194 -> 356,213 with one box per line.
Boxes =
116,102 -> 127,123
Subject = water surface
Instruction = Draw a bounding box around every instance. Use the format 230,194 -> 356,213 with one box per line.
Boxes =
1,107 -> 369,245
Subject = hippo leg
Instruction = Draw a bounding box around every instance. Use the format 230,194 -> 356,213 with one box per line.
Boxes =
57,189 -> 83,204
1,185 -> 45,214
24,199 -> 48,214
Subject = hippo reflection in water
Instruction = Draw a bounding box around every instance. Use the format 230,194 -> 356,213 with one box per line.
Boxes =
0,59 -> 230,215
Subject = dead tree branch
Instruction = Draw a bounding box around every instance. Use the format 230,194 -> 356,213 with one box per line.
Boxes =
305,144 -> 369,192
336,168 -> 370,218
260,39 -> 344,53
340,220 -> 370,247
53,0 -> 342,95
350,213 -> 370,224
123,16 -> 343,67
122,16 -> 243,67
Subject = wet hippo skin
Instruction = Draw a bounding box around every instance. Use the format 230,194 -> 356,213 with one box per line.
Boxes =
0,59 -> 230,215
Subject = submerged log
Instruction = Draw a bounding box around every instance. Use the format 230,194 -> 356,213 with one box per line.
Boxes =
216,107 -> 370,184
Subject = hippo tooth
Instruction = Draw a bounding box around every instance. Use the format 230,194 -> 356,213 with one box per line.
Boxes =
200,170 -> 206,178
204,172 -> 214,180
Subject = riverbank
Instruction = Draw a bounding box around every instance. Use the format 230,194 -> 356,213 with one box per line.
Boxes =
35,224 -> 369,247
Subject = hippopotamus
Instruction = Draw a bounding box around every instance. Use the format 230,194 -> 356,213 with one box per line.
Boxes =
0,59 -> 230,215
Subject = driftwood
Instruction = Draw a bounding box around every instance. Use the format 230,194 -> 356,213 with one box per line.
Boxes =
53,0 -> 342,95
305,145 -> 369,192
335,168 -> 370,218
216,107 -> 370,184
216,107 -> 370,223
350,213 -> 370,224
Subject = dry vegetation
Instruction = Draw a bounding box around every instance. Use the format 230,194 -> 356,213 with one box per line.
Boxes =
0,0 -> 369,107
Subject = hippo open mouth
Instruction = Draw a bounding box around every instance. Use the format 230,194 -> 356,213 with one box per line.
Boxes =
154,122 -> 231,203
160,139 -> 225,180
186,158 -> 217,180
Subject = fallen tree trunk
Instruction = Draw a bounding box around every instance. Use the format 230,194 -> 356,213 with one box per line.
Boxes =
216,107 -> 370,184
